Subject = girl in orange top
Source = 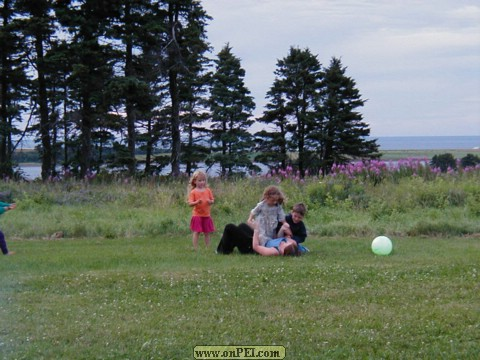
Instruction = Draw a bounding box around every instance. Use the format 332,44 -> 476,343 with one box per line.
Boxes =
188,170 -> 215,250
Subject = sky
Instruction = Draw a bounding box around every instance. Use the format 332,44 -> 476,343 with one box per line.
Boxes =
201,0 -> 480,137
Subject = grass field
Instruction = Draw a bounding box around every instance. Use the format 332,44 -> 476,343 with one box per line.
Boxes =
1,234 -> 479,359
0,163 -> 479,359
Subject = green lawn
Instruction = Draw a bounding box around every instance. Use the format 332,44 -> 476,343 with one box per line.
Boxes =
1,235 -> 478,359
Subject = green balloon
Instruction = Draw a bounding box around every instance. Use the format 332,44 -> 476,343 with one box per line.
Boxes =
372,236 -> 393,255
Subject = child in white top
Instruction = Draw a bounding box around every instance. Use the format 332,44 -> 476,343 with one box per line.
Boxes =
247,185 -> 286,246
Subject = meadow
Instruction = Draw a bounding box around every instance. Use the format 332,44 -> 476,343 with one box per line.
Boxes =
1,160 -> 479,359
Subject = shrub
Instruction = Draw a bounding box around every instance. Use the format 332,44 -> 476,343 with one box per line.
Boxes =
306,181 -> 352,207
430,153 -> 456,172
461,153 -> 480,168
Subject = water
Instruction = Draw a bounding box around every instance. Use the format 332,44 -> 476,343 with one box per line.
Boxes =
17,136 -> 480,180
17,163 -> 268,180
374,136 -> 480,150
17,165 -> 43,180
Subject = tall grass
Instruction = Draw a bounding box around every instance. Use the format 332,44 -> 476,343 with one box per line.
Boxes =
0,164 -> 479,240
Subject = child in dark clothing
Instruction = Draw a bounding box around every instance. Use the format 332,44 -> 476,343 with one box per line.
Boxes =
277,203 -> 308,254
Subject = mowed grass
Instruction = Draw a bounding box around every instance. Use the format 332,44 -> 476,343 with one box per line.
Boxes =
1,235 -> 478,359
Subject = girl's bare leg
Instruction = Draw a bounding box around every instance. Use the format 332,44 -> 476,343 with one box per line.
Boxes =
192,232 -> 200,250
204,233 -> 211,247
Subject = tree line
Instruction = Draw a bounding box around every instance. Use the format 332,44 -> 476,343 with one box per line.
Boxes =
1,0 -> 379,180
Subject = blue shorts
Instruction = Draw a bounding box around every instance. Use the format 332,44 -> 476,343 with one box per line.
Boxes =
265,237 -> 287,252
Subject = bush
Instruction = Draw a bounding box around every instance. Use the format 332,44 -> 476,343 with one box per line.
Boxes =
430,153 -> 456,172
461,153 -> 480,168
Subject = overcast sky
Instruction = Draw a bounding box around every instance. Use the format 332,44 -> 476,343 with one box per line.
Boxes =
201,0 -> 480,136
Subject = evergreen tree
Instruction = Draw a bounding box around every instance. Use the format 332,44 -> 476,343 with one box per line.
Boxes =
178,2 -> 211,176
54,0 -> 117,176
162,0 -> 210,177
0,0 -> 30,178
106,0 -> 164,176
314,57 -> 379,175
180,73 -> 211,176
255,79 -> 292,170
258,47 -> 323,177
16,0 -> 57,180
43,39 -> 78,173
208,44 -> 255,177
134,40 -> 169,176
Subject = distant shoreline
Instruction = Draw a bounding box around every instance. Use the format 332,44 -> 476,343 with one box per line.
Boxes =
378,149 -> 480,161
17,148 -> 479,162
16,148 -> 480,164
15,135 -> 480,178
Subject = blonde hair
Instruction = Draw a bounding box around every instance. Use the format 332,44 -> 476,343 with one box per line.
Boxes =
262,185 -> 285,205
189,170 -> 208,191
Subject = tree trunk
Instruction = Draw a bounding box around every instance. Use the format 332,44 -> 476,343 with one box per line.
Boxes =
125,1 -> 136,176
80,100 -> 92,177
169,69 -> 181,177
168,5 -> 181,177
0,0 -> 13,178
144,118 -> 153,176
35,33 -> 53,180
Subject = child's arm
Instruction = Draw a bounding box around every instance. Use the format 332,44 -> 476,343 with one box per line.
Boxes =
252,225 -> 279,256
247,212 -> 255,225
277,222 -> 292,238
248,202 -> 261,225
187,192 -> 201,207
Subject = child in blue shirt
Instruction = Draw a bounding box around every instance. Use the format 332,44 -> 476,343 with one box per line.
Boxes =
0,202 -> 16,255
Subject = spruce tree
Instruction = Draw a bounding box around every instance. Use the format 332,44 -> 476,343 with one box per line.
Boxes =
163,0 -> 211,177
177,1 -> 211,176
208,44 -> 255,177
0,0 -> 30,178
54,0 -> 116,176
314,57 -> 379,175
44,39 -> 78,174
255,82 -> 289,169
106,0 -> 163,176
258,47 -> 323,177
16,0 -> 57,180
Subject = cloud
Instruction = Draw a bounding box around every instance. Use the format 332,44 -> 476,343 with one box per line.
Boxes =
450,5 -> 480,20
203,0 -> 480,136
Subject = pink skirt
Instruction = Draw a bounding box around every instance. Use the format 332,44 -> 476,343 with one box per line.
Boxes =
190,216 -> 215,233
